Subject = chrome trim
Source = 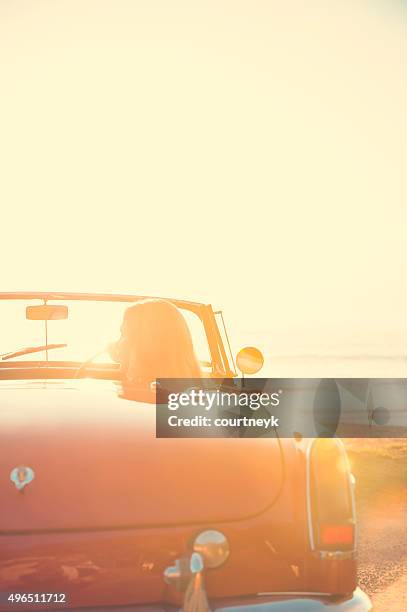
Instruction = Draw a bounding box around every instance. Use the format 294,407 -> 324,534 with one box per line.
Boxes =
164,552 -> 210,611
258,591 -> 339,596
305,438 -> 357,556
213,587 -> 372,611
313,550 -> 355,560
163,560 -> 182,586
305,440 -> 315,550
0,291 -> 205,310
190,552 -> 204,574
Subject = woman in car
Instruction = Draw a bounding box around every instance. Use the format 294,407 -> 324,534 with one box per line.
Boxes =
109,298 -> 202,385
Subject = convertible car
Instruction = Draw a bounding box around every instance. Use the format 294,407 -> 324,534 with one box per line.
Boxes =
0,292 -> 371,611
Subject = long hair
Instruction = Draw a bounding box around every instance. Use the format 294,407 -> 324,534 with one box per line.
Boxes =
116,299 -> 202,383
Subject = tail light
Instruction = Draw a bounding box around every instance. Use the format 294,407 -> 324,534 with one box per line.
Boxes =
308,438 -> 355,552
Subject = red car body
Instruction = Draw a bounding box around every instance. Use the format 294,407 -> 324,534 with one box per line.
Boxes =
0,293 -> 371,611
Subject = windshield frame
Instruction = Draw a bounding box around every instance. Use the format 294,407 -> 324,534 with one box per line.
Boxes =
0,292 -> 236,378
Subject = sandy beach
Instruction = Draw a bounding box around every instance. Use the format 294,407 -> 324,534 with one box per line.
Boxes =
345,440 -> 407,610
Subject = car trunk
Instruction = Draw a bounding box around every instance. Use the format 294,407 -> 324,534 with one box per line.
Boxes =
0,380 -> 295,608
0,380 -> 284,533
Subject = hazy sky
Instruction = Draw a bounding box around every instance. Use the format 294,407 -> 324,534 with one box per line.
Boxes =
1,0 -> 406,340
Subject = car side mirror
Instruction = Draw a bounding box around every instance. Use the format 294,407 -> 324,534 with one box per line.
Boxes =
236,346 -> 264,375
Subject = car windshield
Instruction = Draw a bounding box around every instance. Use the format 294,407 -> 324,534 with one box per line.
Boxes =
0,299 -> 212,366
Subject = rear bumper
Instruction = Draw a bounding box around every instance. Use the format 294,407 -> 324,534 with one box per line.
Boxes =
37,588 -> 373,612
212,588 -> 372,610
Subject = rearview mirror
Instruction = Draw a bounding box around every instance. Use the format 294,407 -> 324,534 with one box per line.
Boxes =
26,305 -> 68,321
236,346 -> 264,375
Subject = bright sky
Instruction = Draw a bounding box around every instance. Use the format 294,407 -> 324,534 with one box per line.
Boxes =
1,0 -> 406,344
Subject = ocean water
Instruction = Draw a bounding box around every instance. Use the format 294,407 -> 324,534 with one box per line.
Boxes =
231,330 -> 407,378
258,356 -> 407,378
